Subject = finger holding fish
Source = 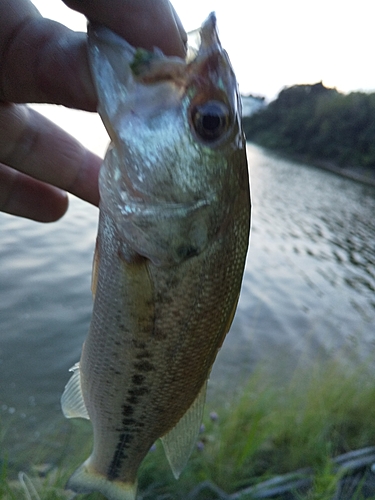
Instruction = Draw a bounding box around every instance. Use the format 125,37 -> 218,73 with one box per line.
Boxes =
62,0 -> 187,57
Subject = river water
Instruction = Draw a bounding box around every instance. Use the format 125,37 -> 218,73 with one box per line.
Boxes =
1,136 -> 375,467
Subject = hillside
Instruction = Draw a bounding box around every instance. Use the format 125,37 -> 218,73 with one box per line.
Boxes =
243,82 -> 375,170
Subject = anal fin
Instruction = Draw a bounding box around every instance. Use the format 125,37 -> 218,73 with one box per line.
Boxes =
61,363 -> 89,420
161,381 -> 207,479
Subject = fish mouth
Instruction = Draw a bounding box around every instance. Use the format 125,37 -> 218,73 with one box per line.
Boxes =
189,12 -> 233,82
184,13 -> 240,147
186,12 -> 219,60
129,11 -> 236,100
128,12 -> 239,149
195,12 -> 221,55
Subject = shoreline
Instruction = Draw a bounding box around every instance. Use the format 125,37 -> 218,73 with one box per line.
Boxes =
249,142 -> 375,188
305,157 -> 375,188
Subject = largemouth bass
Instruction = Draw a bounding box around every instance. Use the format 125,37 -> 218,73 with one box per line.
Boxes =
61,12 -> 250,500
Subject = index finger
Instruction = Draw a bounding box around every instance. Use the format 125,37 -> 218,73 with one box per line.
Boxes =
0,103 -> 101,207
63,0 -> 187,57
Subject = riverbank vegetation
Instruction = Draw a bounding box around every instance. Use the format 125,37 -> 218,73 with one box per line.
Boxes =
243,82 -> 375,170
2,361 -> 375,499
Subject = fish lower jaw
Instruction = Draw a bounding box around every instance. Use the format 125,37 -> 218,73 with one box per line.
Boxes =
66,458 -> 137,500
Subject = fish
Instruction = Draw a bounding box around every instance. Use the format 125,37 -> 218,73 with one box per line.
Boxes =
61,12 -> 250,500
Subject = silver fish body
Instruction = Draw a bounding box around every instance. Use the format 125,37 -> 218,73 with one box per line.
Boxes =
61,13 -> 250,500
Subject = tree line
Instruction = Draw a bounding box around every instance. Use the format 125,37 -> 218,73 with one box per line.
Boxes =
242,82 -> 375,169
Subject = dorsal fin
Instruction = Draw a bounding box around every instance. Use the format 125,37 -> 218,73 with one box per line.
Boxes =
161,381 -> 207,479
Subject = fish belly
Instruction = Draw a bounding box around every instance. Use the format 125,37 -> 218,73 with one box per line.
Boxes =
69,186 -> 249,495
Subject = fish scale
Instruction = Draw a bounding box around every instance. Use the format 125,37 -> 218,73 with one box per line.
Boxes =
80,216 -> 156,483
61,12 -> 250,500
80,198 -> 248,486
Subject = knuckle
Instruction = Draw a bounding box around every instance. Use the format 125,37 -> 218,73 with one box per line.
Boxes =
0,103 -> 37,167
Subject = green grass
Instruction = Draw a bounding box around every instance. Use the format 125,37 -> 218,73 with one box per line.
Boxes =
2,360 -> 375,499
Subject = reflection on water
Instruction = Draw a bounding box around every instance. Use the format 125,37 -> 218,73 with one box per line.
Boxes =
0,197 -> 98,464
210,144 -> 375,395
0,143 -> 374,466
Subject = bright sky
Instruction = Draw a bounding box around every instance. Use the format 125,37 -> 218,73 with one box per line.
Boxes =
31,0 -> 375,101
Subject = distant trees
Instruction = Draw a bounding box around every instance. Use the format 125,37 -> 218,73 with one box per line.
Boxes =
243,82 -> 375,169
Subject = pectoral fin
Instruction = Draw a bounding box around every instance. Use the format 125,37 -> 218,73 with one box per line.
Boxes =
61,363 -> 89,420
161,381 -> 207,479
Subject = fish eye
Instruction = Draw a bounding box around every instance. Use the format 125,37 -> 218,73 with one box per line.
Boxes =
191,100 -> 230,143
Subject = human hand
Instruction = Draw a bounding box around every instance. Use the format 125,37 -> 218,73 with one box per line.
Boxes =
0,0 -> 186,222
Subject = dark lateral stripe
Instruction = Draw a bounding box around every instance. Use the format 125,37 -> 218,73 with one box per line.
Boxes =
132,374 -> 145,385
107,433 -> 134,480
107,381 -> 150,479
133,360 -> 155,372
